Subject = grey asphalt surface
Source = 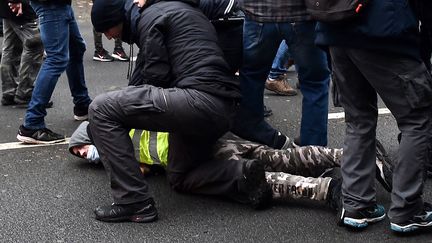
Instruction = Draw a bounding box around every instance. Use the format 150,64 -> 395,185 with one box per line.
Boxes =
1,1 -> 432,242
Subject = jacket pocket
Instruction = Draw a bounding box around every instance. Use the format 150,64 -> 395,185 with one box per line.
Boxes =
399,64 -> 432,109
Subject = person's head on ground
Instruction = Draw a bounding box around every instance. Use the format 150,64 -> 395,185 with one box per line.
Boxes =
68,121 -> 100,164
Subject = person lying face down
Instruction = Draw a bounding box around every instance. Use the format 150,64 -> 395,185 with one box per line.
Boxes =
69,121 -> 394,212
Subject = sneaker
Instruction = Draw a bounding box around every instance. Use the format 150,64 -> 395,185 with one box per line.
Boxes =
238,159 -> 272,209
1,96 -> 16,106
375,139 -> 393,192
275,132 -> 292,150
390,202 -> 432,233
112,48 -> 130,62
93,49 -> 114,62
74,105 -> 89,121
338,204 -> 386,228
322,168 -> 342,211
265,78 -> 297,96
17,125 -> 65,144
94,198 -> 158,223
263,105 -> 273,117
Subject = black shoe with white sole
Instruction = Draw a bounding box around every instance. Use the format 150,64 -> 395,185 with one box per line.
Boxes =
17,125 -> 65,144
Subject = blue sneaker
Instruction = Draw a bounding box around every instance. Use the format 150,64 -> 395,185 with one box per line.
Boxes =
390,202 -> 432,233
338,204 -> 386,228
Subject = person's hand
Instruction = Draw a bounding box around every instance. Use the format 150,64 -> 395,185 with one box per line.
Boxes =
133,0 -> 146,8
8,2 -> 23,16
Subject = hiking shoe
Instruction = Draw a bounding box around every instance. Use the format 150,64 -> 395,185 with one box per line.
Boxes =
390,202 -> 432,233
275,132 -> 292,150
322,168 -> 342,211
375,139 -> 393,192
338,204 -> 386,228
239,159 -> 272,209
17,125 -> 65,144
93,49 -> 114,62
112,47 -> 130,62
265,78 -> 297,96
73,105 -> 89,121
94,198 -> 158,223
263,105 -> 273,117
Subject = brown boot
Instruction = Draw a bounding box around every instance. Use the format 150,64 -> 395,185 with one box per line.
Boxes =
265,78 -> 298,96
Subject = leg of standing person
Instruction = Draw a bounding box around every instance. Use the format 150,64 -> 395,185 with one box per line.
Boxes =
12,19 -> 43,104
92,28 -> 113,62
283,21 -> 330,147
265,40 -> 297,96
232,20 -> 290,149
331,47 -> 432,230
17,2 -> 91,144
1,19 -> 22,106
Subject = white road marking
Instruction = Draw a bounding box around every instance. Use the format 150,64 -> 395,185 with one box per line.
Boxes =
328,108 -> 391,120
0,108 -> 392,151
0,138 -> 70,151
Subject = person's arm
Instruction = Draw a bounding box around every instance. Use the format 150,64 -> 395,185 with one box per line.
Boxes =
198,0 -> 240,20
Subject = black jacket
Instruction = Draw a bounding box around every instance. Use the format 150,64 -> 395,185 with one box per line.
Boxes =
0,0 -> 37,23
124,0 -> 241,99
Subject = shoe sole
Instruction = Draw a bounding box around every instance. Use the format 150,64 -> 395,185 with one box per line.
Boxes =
343,213 -> 386,228
96,211 -> 158,223
74,114 -> 88,121
390,221 -> 432,233
265,85 -> 298,96
93,57 -> 114,62
111,53 -> 129,62
17,134 -> 65,144
245,160 -> 272,209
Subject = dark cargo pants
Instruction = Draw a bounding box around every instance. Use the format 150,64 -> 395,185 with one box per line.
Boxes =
330,47 -> 432,223
88,85 -> 243,205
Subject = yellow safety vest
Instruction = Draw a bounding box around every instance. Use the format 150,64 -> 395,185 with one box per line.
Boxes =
129,129 -> 169,167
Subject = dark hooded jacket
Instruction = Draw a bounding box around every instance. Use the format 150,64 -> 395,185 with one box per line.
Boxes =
315,0 -> 420,59
122,0 -> 241,99
0,0 -> 37,23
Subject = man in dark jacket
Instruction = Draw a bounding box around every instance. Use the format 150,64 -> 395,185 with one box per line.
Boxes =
89,0 -> 271,223
315,0 -> 432,233
0,0 -> 42,106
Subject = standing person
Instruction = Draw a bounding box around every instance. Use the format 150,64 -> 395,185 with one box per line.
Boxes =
315,0 -> 432,233
0,0 -> 43,106
232,0 -> 331,148
89,0 -> 271,223
15,0 -> 92,144
91,0 -> 129,62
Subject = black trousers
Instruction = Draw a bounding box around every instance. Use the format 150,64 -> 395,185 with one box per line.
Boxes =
330,47 -> 432,223
88,85 -> 245,205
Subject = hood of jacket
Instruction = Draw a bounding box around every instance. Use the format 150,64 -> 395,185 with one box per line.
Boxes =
68,121 -> 92,157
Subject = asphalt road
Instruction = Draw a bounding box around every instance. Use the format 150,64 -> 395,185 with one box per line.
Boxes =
1,1 -> 432,242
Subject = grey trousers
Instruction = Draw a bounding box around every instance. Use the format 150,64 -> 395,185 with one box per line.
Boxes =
88,85 -> 241,205
1,18 -> 43,100
330,47 -> 432,223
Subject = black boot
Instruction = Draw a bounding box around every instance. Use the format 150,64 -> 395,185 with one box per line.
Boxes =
94,198 -> 158,223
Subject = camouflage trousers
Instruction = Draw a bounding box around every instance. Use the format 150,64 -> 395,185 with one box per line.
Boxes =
214,138 -> 342,201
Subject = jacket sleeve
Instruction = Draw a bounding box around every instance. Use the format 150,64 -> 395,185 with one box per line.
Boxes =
132,14 -> 172,88
198,0 -> 240,20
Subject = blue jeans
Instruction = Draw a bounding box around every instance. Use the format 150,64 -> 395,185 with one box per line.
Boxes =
25,2 -> 91,130
233,20 -> 330,147
268,40 -> 291,80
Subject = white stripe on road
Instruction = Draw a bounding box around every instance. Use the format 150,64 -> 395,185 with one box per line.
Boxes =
0,108 -> 392,151
328,108 -> 391,120
0,138 -> 70,151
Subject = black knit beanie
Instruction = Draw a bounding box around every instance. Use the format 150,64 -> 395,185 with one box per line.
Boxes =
91,0 -> 126,32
